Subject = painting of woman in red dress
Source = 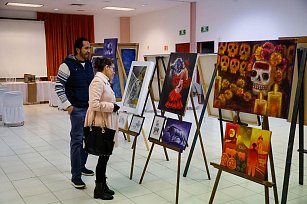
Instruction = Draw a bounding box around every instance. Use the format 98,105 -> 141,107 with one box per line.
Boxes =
158,53 -> 198,116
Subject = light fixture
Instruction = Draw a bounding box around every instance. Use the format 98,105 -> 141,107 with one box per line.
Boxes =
102,6 -> 135,11
54,8 -> 59,11
5,2 -> 43,8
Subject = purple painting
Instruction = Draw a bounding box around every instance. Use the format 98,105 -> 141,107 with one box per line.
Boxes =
161,118 -> 192,150
103,38 -> 121,98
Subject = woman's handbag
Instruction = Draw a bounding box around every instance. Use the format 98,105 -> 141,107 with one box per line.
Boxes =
83,112 -> 115,156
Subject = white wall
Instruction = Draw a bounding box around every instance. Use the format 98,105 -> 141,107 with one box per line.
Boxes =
196,0 -> 307,52
94,14 -> 120,43
131,5 -> 190,60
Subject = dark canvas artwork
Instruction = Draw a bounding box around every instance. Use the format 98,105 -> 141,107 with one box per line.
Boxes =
102,38 -> 121,98
158,52 -> 198,116
213,40 -> 297,119
161,118 -> 192,150
121,48 -> 136,78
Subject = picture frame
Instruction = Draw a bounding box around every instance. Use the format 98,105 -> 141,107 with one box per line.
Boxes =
148,115 -> 166,141
161,118 -> 192,150
158,52 -> 198,116
121,61 -> 155,115
118,111 -> 129,130
128,115 -> 145,135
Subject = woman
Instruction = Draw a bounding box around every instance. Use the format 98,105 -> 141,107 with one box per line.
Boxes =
84,57 -> 120,200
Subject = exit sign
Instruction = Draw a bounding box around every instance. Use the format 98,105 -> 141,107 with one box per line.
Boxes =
179,29 -> 186,36
201,26 -> 209,33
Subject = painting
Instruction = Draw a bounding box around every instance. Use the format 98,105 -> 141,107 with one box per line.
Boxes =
161,118 -> 192,150
121,61 -> 155,115
213,40 -> 297,119
149,115 -> 166,141
220,122 -> 271,180
118,112 -> 129,129
121,48 -> 137,78
158,52 -> 198,116
128,115 -> 145,135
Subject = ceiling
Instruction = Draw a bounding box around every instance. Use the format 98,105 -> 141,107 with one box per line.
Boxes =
0,0 -> 198,17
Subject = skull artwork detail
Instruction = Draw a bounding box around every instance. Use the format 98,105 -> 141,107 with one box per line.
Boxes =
220,55 -> 230,71
250,61 -> 272,96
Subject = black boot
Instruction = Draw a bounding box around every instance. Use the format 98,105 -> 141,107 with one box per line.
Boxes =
104,181 -> 115,195
94,181 -> 113,200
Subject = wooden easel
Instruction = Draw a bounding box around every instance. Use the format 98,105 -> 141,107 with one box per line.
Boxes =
281,48 -> 307,204
209,116 -> 279,204
117,58 -> 169,179
139,54 -> 211,204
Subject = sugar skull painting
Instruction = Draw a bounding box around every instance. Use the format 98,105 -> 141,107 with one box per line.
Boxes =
161,118 -> 192,150
158,53 -> 198,116
214,40 -> 297,119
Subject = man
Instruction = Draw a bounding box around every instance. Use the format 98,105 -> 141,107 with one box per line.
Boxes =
55,37 -> 94,189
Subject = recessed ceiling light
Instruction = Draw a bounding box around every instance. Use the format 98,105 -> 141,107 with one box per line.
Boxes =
5,2 -> 43,8
141,4 -> 148,7
54,8 -> 59,11
103,6 -> 135,11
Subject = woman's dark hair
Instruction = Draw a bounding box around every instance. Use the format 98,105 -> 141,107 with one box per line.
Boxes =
94,57 -> 114,72
74,37 -> 88,55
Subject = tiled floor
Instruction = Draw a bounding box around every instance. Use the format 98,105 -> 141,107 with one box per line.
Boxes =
0,104 -> 307,204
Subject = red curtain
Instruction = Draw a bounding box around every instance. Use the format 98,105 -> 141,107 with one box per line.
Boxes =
37,12 -> 94,79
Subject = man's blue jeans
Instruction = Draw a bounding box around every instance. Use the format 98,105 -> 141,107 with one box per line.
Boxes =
70,106 -> 88,181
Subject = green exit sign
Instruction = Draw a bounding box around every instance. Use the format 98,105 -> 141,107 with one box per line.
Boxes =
201,26 -> 209,33
179,29 -> 186,36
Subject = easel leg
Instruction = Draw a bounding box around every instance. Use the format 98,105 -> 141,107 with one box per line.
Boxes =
141,128 -> 150,151
265,186 -> 269,204
176,152 -> 181,204
209,169 -> 222,204
130,136 -> 138,180
139,143 -> 155,184
163,147 -> 169,161
263,116 -> 279,204
190,93 -> 211,179
298,82 -> 304,185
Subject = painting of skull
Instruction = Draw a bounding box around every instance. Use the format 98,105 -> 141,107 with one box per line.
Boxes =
214,40 -> 297,119
161,118 -> 192,150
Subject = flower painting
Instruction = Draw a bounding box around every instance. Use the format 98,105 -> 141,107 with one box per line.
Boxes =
161,118 -> 192,150
213,40 -> 297,119
158,53 -> 198,116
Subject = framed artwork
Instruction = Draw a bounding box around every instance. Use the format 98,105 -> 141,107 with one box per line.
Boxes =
121,61 -> 155,115
161,118 -> 192,150
118,112 -> 129,129
213,40 -> 297,119
220,122 -> 271,181
149,115 -> 166,141
128,115 -> 145,135
158,52 -> 198,116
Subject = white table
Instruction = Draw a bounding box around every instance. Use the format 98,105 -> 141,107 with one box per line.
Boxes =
3,81 -> 54,104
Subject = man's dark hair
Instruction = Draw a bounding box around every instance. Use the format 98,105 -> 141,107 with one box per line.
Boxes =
74,37 -> 88,55
94,57 -> 114,72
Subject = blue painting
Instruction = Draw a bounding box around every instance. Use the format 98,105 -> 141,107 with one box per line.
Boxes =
161,118 -> 192,150
121,48 -> 136,78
